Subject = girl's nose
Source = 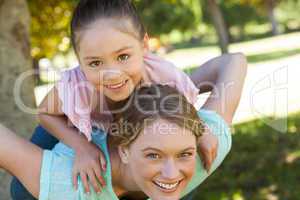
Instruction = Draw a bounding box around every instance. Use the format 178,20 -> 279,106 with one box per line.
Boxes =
102,69 -> 123,81
161,159 -> 181,180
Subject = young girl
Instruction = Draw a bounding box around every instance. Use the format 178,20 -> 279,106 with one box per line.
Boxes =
11,0 -> 247,198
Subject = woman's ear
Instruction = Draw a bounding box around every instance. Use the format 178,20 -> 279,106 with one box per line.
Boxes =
143,33 -> 150,53
118,145 -> 130,164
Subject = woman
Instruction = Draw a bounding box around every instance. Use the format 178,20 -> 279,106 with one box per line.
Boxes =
0,64 -> 246,199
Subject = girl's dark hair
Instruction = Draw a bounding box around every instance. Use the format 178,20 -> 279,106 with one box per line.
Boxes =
71,0 -> 146,53
110,84 -> 205,146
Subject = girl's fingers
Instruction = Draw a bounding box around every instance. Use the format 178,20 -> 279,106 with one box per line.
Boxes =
93,165 -> 106,187
87,170 -> 101,194
205,152 -> 213,172
72,170 -> 78,190
99,152 -> 107,172
80,171 -> 90,194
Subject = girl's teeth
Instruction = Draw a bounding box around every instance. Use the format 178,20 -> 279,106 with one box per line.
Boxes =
106,81 -> 125,89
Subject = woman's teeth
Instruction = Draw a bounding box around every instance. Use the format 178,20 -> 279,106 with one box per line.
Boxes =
153,181 -> 180,190
105,80 -> 127,89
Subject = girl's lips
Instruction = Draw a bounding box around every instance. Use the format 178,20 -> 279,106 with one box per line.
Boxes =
104,80 -> 128,90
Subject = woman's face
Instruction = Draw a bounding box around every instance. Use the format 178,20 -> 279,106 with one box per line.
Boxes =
77,18 -> 148,101
124,118 -> 197,200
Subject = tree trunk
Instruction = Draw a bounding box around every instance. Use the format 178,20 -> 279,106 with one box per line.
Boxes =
266,0 -> 279,35
206,0 -> 229,54
0,0 -> 36,199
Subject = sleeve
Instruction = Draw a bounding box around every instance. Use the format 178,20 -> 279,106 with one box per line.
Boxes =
180,109 -> 232,198
144,53 -> 200,105
54,67 -> 94,141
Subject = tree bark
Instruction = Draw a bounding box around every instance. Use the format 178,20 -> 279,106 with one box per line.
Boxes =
206,0 -> 229,54
266,0 -> 279,35
0,0 -> 36,198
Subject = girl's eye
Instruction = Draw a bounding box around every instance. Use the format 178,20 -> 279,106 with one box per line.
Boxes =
89,60 -> 103,68
118,54 -> 130,62
146,153 -> 161,160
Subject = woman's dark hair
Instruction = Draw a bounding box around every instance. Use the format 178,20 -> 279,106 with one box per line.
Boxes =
71,0 -> 146,53
110,84 -> 205,146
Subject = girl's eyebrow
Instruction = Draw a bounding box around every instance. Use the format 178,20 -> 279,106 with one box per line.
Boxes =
84,46 -> 133,60
114,46 -> 133,53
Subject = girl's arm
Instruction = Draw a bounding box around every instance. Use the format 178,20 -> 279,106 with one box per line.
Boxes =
193,53 -> 247,171
38,87 -> 106,194
190,53 -> 246,96
38,87 -> 86,150
200,52 -> 247,123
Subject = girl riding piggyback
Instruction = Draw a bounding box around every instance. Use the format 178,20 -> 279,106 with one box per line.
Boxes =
37,0 -> 218,195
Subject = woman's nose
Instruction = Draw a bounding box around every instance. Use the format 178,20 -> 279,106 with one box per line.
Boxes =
161,159 -> 181,180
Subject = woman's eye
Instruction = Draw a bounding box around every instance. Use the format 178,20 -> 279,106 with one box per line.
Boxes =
118,54 -> 130,62
179,152 -> 194,158
89,60 -> 103,68
146,153 -> 160,160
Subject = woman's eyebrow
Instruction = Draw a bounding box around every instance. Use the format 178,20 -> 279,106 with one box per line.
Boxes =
142,147 -> 162,153
142,147 -> 196,153
180,147 -> 196,152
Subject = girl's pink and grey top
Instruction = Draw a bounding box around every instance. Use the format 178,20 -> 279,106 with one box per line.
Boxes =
55,53 -> 200,141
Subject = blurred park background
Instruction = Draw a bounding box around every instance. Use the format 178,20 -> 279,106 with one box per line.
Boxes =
0,0 -> 300,199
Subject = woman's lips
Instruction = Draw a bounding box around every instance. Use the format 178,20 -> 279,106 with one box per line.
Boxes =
104,80 -> 128,90
152,180 -> 182,193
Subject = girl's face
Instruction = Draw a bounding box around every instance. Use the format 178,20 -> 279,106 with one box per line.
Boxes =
77,18 -> 148,102
122,118 -> 197,200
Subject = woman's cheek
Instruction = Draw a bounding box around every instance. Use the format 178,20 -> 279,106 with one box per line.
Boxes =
133,158 -> 160,178
182,159 -> 197,179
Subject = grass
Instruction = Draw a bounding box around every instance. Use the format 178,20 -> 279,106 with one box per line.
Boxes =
192,112 -> 300,200
246,48 -> 300,63
183,47 -> 300,75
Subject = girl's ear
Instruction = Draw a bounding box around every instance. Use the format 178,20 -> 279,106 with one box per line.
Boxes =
118,145 -> 130,164
143,33 -> 150,53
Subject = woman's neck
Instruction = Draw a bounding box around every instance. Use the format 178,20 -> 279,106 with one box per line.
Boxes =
108,138 -> 142,198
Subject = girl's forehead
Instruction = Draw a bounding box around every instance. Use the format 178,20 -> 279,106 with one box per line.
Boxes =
77,18 -> 142,55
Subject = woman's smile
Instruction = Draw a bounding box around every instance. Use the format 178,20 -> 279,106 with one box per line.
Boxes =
152,179 -> 183,193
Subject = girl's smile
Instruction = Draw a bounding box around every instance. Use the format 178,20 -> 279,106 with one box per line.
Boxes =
77,18 -> 148,102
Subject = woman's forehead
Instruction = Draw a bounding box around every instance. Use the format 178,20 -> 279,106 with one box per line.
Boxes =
131,118 -> 196,149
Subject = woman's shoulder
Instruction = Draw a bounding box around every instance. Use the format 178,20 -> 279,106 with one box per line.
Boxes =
180,109 -> 232,198
197,109 -> 231,136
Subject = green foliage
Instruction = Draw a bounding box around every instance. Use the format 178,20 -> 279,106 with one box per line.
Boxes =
192,113 -> 300,200
134,0 -> 198,37
28,0 -> 76,59
28,0 -> 201,59
27,0 -> 300,60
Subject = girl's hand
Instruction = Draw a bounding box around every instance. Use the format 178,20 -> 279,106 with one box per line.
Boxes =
197,133 -> 219,173
72,140 -> 107,194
